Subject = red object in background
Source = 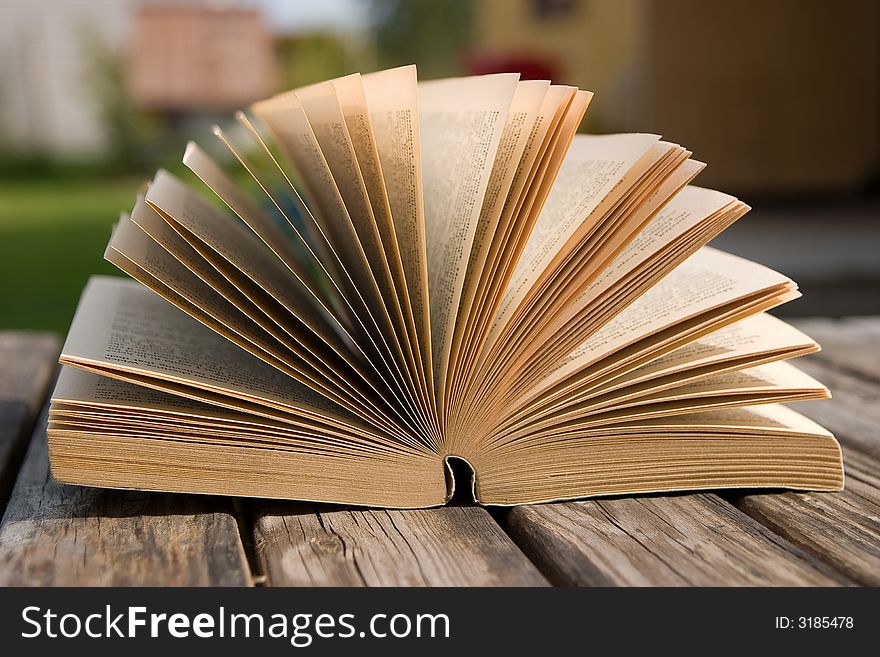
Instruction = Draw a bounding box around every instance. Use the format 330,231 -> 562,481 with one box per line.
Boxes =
464,53 -> 559,81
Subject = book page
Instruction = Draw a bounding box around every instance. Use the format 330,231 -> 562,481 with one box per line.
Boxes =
141,170 -> 435,422
517,182 -> 737,362
499,312 -> 817,433
51,366 -> 410,456
53,365 -> 300,433
252,92 -> 428,428
487,133 -> 661,348
446,80 -> 550,402
251,91 -> 391,324
462,135 -> 676,420
492,89 -> 593,300
537,247 -> 795,388
510,360 -> 828,440
418,72 -> 520,401
106,211 -> 400,431
126,195 -> 400,416
611,403 -> 834,437
293,79 -> 430,417
494,154 -> 705,383
574,352 -> 826,417
476,399 -> 841,505
448,86 -> 578,408
610,313 -> 816,389
618,360 -> 827,404
361,65 -> 432,386
295,81 -> 410,346
182,139 -> 341,315
582,185 -> 736,298
469,86 -> 575,317
60,276 -> 365,428
182,141 -> 303,276
333,72 -> 427,396
144,169 -> 347,347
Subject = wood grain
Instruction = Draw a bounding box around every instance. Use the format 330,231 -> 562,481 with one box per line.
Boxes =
502,494 -> 848,586
0,333 -> 59,513
254,503 -> 548,586
730,449 -> 880,585
724,320 -> 880,585
0,407 -> 252,586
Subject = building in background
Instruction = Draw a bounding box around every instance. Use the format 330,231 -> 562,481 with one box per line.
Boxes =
3,0 -> 879,194
127,4 -> 278,112
0,0 -> 134,155
474,0 -> 880,195
0,0 -> 368,159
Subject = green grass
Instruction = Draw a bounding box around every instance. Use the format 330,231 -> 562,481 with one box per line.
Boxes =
0,176 -> 140,335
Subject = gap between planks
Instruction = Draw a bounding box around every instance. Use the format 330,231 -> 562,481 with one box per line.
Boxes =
2,324 -> 877,587
0,332 -> 60,518
252,501 -> 549,586
495,318 -> 880,586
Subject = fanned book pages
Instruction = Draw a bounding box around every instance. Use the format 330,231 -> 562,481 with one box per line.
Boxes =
49,65 -> 843,507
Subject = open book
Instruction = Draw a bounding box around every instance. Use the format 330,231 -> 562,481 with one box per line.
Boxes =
48,66 -> 843,507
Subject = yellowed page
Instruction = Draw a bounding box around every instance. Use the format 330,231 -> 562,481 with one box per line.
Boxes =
142,169 -> 440,438
182,142 -> 302,276
251,91 -> 390,318
294,81 -> 407,337
486,133 -> 661,349
107,209 -> 407,432
418,72 -> 520,407
60,276 -> 441,455
252,91 -> 430,435
613,360 -> 828,406
125,196 -> 406,428
332,71 -> 429,401
509,313 -> 818,428
143,169 -> 348,347
447,85 -> 578,416
475,400 -> 842,505
565,357 -> 826,421
465,142 -> 696,430
360,65 -> 432,387
60,276 -> 368,430
446,80 -> 550,407
54,365 -> 282,427
538,247 -> 795,388
611,403 -> 834,436
293,79 -> 431,420
605,313 -> 817,390
490,154 -> 705,382
468,86 -> 576,318
521,182 -> 736,357
51,365 -> 410,456
505,361 -> 828,441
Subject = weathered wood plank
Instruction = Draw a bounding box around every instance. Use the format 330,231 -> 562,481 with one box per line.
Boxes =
730,448 -> 880,585
255,503 -> 549,586
502,494 -> 848,586
0,332 -> 60,512
720,319 -> 879,583
0,407 -> 252,586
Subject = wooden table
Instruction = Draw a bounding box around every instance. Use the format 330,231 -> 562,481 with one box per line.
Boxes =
0,318 -> 877,586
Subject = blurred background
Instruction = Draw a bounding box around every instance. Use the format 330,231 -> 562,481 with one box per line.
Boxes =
1,0 -> 878,334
